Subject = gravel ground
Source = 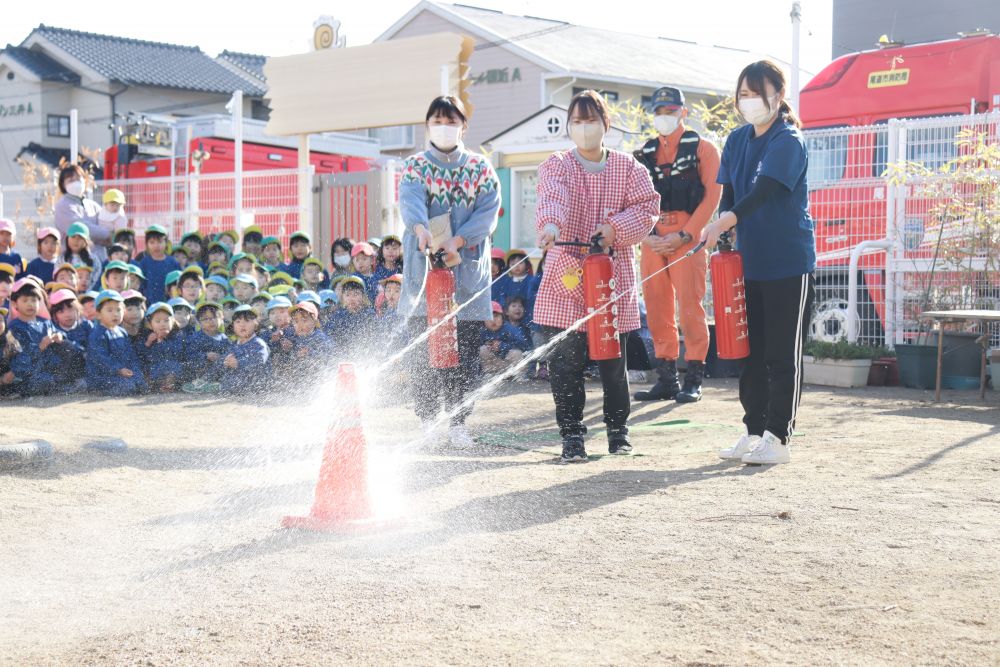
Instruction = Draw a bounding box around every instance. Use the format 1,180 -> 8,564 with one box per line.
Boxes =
1,376 -> 998,666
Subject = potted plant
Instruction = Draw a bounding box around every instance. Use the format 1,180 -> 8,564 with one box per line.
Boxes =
803,340 -> 889,388
884,126 -> 1000,388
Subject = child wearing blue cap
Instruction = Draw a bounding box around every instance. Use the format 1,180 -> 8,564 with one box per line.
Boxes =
86,290 -> 147,395
138,302 -> 185,392
183,305 -> 269,395
230,274 -> 258,304
134,224 -> 180,303
204,275 -> 229,303
323,276 -> 375,360
9,278 -> 85,395
168,298 -> 196,340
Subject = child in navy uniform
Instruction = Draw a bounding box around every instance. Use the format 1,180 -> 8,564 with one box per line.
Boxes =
187,302 -> 229,379
480,300 -> 530,377
25,227 -> 61,285
134,224 -> 180,303
288,302 -> 333,381
0,306 -> 21,396
120,290 -> 147,340
51,288 -> 94,350
0,218 -> 25,278
349,242 -> 380,304
9,278 -> 84,395
183,305 -> 270,395
86,290 -> 147,395
373,235 -> 403,282
323,276 -> 375,360
138,302 -> 185,391
279,231 -> 313,279
491,249 -> 533,307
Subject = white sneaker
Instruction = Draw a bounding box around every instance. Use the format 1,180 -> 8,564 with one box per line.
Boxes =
448,425 -> 477,448
741,431 -> 790,465
719,434 -> 759,460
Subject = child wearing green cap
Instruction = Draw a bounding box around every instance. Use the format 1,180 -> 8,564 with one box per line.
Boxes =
63,221 -> 102,291
260,236 -> 283,268
86,290 -> 147,396
135,225 -> 180,303
278,232 -> 312,279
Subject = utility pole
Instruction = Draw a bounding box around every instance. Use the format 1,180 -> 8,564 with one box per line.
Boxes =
791,2 -> 802,111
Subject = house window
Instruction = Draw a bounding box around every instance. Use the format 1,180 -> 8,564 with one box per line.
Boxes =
572,87 -> 619,103
47,114 -> 70,137
367,125 -> 415,150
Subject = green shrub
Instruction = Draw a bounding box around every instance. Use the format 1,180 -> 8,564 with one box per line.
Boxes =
805,339 -> 893,361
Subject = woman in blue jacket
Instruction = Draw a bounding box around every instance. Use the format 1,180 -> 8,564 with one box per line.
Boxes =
701,60 -> 816,467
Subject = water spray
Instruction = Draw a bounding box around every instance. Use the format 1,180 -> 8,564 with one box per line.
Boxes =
410,240 -> 708,446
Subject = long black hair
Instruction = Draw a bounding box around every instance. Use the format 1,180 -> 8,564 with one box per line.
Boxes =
63,237 -> 93,268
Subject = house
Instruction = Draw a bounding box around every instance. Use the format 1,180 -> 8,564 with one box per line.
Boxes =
0,25 -> 268,185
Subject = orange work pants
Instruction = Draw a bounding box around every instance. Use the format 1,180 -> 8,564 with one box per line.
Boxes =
640,232 -> 710,362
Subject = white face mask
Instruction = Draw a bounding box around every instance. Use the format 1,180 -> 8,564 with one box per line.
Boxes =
653,114 -> 680,136
428,124 -> 461,151
65,180 -> 85,197
569,122 -> 605,152
334,255 -> 351,268
738,95 -> 780,126
98,207 -> 121,223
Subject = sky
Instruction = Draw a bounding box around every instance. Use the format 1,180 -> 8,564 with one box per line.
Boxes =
3,0 -> 835,78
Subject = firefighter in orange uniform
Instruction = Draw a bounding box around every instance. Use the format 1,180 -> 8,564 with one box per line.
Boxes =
634,86 -> 722,403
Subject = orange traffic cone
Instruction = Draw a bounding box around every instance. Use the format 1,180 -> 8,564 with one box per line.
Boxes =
282,363 -> 376,531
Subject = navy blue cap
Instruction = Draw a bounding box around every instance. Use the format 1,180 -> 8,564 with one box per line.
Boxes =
651,86 -> 685,111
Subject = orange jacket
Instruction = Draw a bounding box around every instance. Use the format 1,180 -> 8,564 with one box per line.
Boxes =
653,123 -> 722,239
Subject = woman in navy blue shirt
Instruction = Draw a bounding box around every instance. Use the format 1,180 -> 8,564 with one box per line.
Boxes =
701,60 -> 816,466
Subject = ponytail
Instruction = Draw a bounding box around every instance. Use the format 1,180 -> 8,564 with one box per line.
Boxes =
778,99 -> 802,128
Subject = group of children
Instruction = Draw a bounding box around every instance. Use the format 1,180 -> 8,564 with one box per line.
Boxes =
0,218 -> 408,397
0,212 -> 550,398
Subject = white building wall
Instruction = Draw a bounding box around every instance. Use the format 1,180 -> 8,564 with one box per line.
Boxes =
383,9 -> 550,156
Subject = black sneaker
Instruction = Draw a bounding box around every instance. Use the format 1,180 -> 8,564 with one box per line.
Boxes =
608,430 -> 633,455
560,436 -> 588,463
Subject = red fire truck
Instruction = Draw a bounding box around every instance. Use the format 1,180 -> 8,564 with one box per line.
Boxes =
799,33 -> 1000,343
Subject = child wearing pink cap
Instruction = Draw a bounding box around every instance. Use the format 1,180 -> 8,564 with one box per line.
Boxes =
479,300 -> 530,377
350,242 -> 380,303
50,288 -> 94,350
9,278 -> 85,395
25,227 -> 61,285
287,301 -> 333,381
0,218 -> 25,279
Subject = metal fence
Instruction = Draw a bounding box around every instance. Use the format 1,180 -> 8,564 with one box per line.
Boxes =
802,112 -> 1000,349
0,168 -> 313,254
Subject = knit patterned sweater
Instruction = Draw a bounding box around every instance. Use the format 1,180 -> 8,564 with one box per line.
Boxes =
398,145 -> 501,322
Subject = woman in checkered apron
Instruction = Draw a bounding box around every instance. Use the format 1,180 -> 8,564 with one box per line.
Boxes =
534,91 -> 660,464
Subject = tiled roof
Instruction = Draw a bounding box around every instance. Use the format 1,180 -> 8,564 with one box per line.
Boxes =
217,50 -> 267,84
441,3 -> 804,94
1,45 -> 79,83
26,24 -> 266,96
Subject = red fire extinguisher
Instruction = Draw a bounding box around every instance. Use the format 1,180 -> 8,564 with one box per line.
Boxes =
710,231 -> 750,360
557,234 -> 621,360
426,251 -> 460,368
